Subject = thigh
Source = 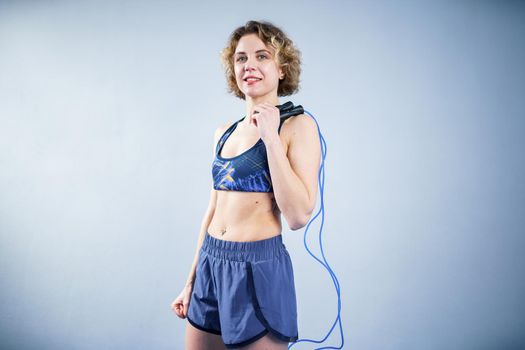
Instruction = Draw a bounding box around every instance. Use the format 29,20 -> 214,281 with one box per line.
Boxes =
185,321 -> 228,350
238,332 -> 289,350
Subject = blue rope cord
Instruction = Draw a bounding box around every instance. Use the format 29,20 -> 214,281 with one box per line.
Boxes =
288,109 -> 345,349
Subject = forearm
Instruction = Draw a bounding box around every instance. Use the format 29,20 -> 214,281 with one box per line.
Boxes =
265,136 -> 311,229
185,207 -> 215,286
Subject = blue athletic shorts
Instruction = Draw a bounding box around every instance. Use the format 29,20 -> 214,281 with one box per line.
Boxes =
187,231 -> 299,348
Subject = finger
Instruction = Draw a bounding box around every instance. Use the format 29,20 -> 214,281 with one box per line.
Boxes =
250,117 -> 258,127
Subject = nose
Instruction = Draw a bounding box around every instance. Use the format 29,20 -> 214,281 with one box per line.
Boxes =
244,55 -> 258,72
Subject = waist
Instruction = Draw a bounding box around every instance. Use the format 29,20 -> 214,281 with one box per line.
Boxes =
208,212 -> 281,240
201,231 -> 286,262
208,194 -> 281,240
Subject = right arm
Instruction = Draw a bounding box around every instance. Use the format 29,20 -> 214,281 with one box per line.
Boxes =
184,189 -> 216,287
184,124 -> 226,287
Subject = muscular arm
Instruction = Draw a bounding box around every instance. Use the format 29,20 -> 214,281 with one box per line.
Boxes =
265,115 -> 320,230
184,124 -> 225,287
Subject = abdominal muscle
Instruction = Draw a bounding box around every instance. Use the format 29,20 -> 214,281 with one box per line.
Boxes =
207,191 -> 282,242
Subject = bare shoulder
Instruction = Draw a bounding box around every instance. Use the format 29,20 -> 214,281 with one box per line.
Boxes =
214,122 -> 230,138
281,113 -> 318,145
213,120 -> 234,144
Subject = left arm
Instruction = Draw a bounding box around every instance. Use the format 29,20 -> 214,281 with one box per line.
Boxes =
265,115 -> 321,230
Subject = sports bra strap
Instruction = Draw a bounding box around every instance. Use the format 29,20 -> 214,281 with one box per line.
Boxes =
278,118 -> 286,134
215,118 -> 242,154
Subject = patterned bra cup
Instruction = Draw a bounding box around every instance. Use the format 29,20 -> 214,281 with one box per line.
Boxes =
212,116 -> 289,192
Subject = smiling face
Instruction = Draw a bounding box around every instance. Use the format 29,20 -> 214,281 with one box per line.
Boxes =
233,33 -> 284,100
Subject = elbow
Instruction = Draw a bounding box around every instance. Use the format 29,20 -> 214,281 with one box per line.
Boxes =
289,222 -> 303,231
288,211 -> 312,231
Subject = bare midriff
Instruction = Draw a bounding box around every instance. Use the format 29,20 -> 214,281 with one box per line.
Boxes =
207,191 -> 282,242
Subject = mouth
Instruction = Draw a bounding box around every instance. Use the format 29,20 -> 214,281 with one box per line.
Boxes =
244,77 -> 262,85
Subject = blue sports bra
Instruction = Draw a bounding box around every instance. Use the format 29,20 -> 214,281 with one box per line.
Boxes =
211,115 -> 287,192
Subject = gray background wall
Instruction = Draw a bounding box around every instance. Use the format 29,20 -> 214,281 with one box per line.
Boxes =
1,0 -> 524,349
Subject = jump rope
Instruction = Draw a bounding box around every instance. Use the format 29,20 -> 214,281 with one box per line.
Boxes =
276,101 -> 345,350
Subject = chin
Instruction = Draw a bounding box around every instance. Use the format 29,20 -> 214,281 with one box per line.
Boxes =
243,88 -> 275,98
243,91 -> 263,98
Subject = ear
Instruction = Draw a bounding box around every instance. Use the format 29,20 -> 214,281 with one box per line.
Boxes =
279,67 -> 284,80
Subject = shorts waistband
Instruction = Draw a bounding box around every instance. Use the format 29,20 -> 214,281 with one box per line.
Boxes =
201,231 -> 285,262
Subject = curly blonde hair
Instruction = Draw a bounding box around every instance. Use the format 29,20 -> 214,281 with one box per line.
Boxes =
220,20 -> 302,100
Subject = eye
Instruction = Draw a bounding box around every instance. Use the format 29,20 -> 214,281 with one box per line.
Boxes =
235,54 -> 268,62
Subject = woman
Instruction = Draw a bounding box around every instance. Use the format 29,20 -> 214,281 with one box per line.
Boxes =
171,20 -> 321,350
